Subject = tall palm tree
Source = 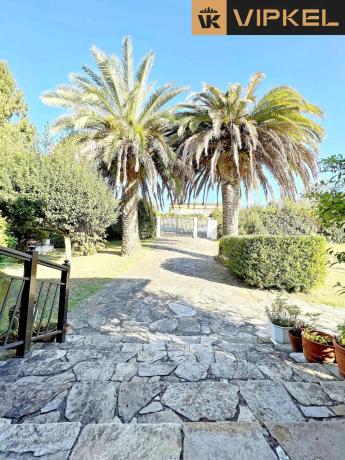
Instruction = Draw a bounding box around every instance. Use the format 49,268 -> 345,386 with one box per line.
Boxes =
176,73 -> 324,235
41,37 -> 185,255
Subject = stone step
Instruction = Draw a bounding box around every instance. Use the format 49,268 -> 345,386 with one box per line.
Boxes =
0,420 -> 344,459
1,370 -> 344,426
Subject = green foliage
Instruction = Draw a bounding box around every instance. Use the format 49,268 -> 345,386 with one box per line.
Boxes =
72,233 -> 103,256
310,154 -> 345,293
37,144 -> 119,255
337,323 -> 345,346
302,330 -> 334,346
265,294 -> 301,327
212,201 -> 326,240
312,155 -> 345,229
0,61 -> 40,249
239,201 -> 319,236
107,199 -> 156,240
0,212 -> 16,249
138,200 -> 157,239
219,235 -> 327,292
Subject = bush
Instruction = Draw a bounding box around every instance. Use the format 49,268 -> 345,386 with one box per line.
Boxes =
219,235 -> 327,292
72,233 -> 103,256
212,201 -> 321,240
239,201 -> 319,237
0,212 -> 16,248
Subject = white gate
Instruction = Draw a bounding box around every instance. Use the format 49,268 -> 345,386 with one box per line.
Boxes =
156,217 -> 217,240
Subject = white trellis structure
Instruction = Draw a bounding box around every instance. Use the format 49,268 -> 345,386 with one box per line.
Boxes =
156,216 -> 217,240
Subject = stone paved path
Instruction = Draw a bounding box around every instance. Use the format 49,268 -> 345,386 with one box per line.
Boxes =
0,236 -> 344,459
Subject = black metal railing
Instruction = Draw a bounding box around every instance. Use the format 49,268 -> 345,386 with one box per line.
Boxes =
0,245 -> 70,356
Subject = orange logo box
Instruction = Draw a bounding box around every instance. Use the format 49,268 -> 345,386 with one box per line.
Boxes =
192,0 -> 227,35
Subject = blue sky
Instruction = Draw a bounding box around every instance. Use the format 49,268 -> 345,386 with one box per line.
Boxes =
1,0 -> 344,207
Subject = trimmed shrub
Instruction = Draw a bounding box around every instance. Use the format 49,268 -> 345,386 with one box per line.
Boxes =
219,235 -> 327,292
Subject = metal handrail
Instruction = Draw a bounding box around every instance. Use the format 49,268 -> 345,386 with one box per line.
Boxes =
0,244 -> 70,356
0,246 -> 32,261
0,245 -> 68,272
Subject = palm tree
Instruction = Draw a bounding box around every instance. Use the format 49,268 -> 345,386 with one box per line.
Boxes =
41,37 -> 185,255
176,73 -> 324,235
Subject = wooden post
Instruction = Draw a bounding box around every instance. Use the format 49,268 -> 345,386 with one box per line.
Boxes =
16,246 -> 38,357
56,260 -> 70,343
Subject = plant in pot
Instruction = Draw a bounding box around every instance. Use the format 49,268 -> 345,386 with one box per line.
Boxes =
265,295 -> 301,344
302,319 -> 335,363
32,321 -> 58,343
333,323 -> 345,377
288,312 -> 319,353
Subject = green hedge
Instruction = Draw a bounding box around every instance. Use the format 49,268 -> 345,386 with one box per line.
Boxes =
219,235 -> 327,291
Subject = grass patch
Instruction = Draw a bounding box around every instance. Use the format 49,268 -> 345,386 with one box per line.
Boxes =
0,240 -> 152,315
294,243 -> 345,308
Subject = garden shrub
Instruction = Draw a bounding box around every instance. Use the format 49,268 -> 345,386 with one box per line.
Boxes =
0,212 -> 16,248
211,201 -> 320,239
219,235 -> 327,292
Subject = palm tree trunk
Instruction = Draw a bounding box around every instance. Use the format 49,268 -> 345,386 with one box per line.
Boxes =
121,179 -> 141,256
221,178 -> 241,236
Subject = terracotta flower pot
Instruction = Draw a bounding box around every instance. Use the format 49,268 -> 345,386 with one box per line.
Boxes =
302,330 -> 335,363
288,330 -> 303,352
333,339 -> 345,377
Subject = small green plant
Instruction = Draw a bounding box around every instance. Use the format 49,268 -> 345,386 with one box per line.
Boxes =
289,312 -> 320,337
302,330 -> 333,346
265,295 -> 301,327
337,323 -> 345,346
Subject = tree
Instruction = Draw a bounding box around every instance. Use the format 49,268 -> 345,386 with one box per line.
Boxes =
37,143 -> 118,261
310,155 -> 345,293
0,61 -> 42,249
41,37 -> 185,255
0,60 -> 34,143
176,73 -> 324,235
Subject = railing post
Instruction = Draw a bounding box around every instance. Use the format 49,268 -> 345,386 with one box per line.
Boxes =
56,260 -> 70,343
16,246 -> 38,357
193,217 -> 198,238
156,216 -> 161,238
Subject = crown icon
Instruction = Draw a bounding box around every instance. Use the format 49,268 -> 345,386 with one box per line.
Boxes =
200,7 -> 218,14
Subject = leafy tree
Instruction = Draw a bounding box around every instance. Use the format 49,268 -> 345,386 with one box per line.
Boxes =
0,61 -> 43,249
176,73 -> 324,236
312,155 -> 345,231
310,155 -> 345,291
0,60 -> 34,142
37,143 -> 118,260
41,37 -> 185,255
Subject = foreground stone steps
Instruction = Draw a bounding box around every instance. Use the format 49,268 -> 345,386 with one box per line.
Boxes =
1,374 -> 345,426
1,421 -> 344,459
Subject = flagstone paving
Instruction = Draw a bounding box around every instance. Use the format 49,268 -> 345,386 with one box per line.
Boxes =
0,236 -> 344,458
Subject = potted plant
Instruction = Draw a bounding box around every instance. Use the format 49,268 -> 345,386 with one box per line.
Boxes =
333,323 -> 345,377
265,295 -> 301,344
288,312 -> 319,353
302,326 -> 335,363
32,321 -> 58,343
